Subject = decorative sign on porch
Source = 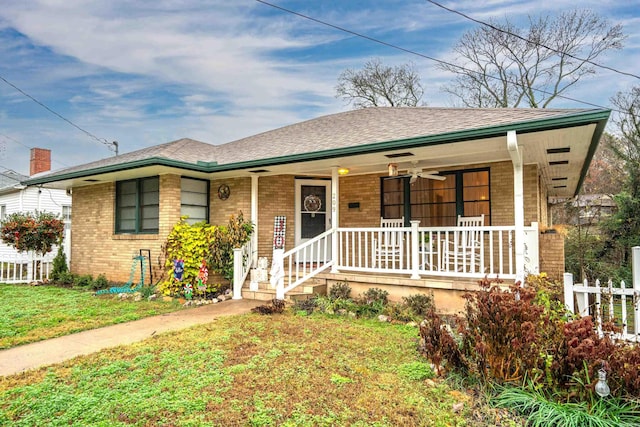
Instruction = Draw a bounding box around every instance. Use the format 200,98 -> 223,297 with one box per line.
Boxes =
273,216 -> 286,250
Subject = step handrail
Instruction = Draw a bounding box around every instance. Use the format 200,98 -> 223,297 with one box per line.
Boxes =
275,229 -> 334,299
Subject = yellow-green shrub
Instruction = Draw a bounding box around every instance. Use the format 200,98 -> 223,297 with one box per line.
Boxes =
158,219 -> 217,296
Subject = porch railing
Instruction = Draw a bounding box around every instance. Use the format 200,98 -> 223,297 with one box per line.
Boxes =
275,229 -> 334,299
335,222 -> 538,280
232,237 -> 257,299
0,252 -> 55,283
563,246 -> 640,343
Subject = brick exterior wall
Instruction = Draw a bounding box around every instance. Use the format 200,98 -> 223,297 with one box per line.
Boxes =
71,174 -> 182,283
209,177 -> 252,224
539,232 -> 565,281
71,161 -> 557,285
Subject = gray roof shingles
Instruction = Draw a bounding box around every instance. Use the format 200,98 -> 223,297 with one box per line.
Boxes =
32,107 -> 595,179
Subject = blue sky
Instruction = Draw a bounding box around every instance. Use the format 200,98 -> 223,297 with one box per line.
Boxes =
1,0 -> 639,175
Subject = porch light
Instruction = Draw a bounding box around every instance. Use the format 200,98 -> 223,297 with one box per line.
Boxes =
595,364 -> 610,398
388,163 -> 398,177
338,167 -> 350,176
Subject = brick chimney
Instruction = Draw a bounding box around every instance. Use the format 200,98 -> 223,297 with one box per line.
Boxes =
30,148 -> 51,176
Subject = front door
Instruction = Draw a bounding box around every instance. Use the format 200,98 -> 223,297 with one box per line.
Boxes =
295,179 -> 332,261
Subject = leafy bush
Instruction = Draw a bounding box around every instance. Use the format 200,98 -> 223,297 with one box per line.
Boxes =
329,281 -> 351,299
92,274 -> 109,291
360,287 -> 388,305
52,271 -> 75,287
402,293 -> 434,318
159,218 -> 216,296
0,211 -> 64,255
208,212 -> 254,283
292,297 -> 318,314
419,274 -> 640,402
73,274 -> 94,288
383,302 -> 417,322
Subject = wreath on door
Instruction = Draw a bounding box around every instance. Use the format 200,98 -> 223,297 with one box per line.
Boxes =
303,194 -> 322,212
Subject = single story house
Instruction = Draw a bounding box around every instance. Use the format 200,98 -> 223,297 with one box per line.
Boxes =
24,107 -> 609,312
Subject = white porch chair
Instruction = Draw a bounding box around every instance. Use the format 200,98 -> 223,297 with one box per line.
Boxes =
441,214 -> 485,273
373,217 -> 404,268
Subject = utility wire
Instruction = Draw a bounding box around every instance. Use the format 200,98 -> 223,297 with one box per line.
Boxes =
425,0 -> 640,81
0,75 -> 117,154
255,0 -> 621,113
0,132 -> 71,168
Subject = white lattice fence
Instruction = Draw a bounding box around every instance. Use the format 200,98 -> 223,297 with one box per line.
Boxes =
564,246 -> 640,343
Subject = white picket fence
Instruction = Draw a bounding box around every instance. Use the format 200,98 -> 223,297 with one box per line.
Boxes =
563,246 -> 640,343
0,252 -> 55,283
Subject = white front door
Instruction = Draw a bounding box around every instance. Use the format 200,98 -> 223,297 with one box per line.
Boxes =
295,179 -> 332,261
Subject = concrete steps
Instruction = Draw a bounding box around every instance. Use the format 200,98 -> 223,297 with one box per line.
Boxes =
241,275 -> 327,302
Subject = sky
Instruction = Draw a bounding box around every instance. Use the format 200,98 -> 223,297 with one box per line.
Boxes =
1,0 -> 639,176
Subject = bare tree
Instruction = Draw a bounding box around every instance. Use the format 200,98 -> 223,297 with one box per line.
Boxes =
439,9 -> 624,108
336,59 -> 424,108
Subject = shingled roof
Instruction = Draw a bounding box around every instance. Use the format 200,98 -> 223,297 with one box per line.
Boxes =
25,107 -> 608,186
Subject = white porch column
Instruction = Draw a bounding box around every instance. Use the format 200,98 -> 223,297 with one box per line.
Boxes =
507,130 -> 526,284
331,167 -> 339,273
251,175 -> 259,268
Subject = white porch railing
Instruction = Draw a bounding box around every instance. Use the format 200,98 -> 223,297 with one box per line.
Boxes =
336,222 -> 538,280
232,238 -> 257,299
0,252 -> 55,283
563,246 -> 640,343
275,229 -> 334,299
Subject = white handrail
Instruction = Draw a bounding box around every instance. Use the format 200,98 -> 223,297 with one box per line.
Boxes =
276,229 -> 334,299
232,238 -> 256,300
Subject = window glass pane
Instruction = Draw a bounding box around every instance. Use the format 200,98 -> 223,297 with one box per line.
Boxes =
181,192 -> 207,205
181,206 -> 207,222
142,177 -> 159,192
119,180 -> 137,194
301,213 -> 326,238
141,218 -> 159,231
142,191 -> 159,205
181,178 -> 208,193
119,219 -> 136,231
120,207 -> 136,220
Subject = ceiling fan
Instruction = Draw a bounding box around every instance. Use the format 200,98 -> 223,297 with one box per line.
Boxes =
389,162 -> 446,183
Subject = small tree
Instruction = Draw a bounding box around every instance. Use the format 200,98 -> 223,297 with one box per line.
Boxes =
0,211 -> 64,255
208,212 -> 254,283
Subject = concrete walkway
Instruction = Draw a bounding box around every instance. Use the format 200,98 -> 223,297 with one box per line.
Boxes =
0,299 -> 263,377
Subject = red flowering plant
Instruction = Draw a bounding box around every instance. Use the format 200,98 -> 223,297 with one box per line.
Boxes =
0,211 -> 64,255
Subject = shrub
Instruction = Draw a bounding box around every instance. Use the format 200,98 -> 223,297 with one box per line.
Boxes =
251,299 -> 286,315
92,274 -> 109,291
208,212 -> 254,283
159,218 -> 216,296
74,274 -> 94,288
361,287 -> 388,305
402,293 -> 434,318
383,302 -> 417,322
329,281 -> 351,300
292,297 -> 318,314
53,271 -> 75,287
50,244 -> 68,282
0,211 -> 64,255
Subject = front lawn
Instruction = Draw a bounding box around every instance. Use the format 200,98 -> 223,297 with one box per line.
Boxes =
0,313 -> 490,426
0,283 -> 184,349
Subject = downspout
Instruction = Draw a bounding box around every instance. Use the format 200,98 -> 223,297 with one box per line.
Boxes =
507,130 -> 525,284
331,167 -> 339,273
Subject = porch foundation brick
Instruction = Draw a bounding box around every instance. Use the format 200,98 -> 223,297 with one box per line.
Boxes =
539,232 -> 565,281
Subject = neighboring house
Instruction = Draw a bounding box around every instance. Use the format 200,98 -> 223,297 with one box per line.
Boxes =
24,108 -> 609,312
551,194 -> 616,226
0,148 -> 72,264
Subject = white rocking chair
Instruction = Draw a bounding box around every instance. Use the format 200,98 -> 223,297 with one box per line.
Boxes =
373,217 -> 405,268
441,214 -> 485,273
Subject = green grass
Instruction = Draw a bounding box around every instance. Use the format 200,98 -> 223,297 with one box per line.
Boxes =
0,283 -> 184,349
0,313 -> 476,426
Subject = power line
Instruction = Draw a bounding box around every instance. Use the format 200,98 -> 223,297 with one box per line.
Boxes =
0,74 -> 118,154
255,0 -> 621,113
425,0 -> 640,80
0,132 -> 71,168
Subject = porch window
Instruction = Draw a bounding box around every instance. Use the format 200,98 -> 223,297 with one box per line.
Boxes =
381,168 -> 490,226
115,176 -> 159,234
181,177 -> 209,224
